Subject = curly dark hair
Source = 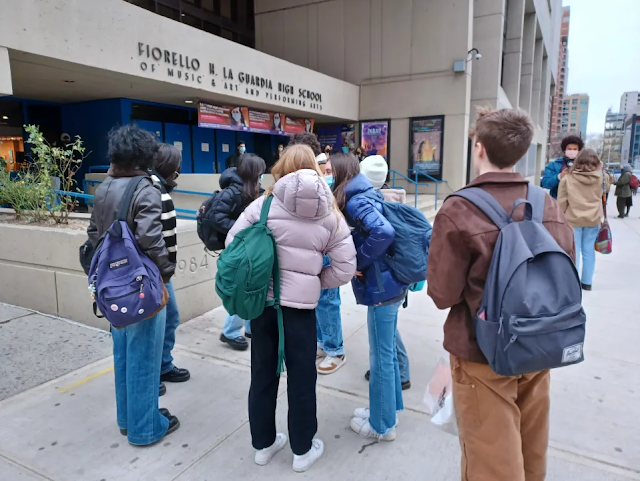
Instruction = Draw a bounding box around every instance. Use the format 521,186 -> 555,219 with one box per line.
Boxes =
288,132 -> 321,157
108,125 -> 158,170
561,135 -> 584,152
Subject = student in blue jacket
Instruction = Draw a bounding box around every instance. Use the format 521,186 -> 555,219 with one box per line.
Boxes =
330,153 -> 409,442
541,135 -> 584,198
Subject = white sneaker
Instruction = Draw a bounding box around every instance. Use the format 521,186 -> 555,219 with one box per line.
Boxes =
292,439 -> 324,473
353,407 -> 399,426
350,416 -> 396,441
255,433 -> 287,466
317,355 -> 346,375
315,348 -> 327,365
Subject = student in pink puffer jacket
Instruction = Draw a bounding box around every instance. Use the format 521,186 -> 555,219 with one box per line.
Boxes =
226,144 -> 356,473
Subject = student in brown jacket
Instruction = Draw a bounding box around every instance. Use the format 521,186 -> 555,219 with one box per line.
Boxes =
427,108 -> 575,481
558,148 -> 604,291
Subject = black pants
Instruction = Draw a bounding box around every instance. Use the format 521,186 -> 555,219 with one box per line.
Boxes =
617,197 -> 630,217
249,306 -> 318,455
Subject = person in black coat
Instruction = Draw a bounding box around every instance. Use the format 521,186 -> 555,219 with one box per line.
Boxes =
214,154 -> 267,351
225,141 -> 246,170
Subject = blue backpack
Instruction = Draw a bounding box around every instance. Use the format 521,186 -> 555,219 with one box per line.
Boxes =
88,176 -> 165,329
365,194 -> 432,286
449,184 -> 586,376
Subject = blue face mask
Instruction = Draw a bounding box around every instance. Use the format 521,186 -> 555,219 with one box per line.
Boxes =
239,146 -> 246,154
325,175 -> 334,188
259,175 -> 264,183
341,146 -> 349,153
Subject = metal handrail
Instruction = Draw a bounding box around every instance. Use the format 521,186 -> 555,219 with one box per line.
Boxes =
389,170 -> 430,208
81,179 -> 211,198
407,169 -> 448,209
53,189 -> 199,220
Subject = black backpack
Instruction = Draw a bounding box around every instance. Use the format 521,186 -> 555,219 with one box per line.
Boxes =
196,192 -> 226,251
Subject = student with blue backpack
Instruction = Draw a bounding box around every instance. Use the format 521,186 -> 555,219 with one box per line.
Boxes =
330,153 -> 431,441
427,109 -> 579,480
87,125 -> 180,445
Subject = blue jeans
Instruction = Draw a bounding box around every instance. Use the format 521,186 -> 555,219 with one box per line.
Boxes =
111,309 -> 169,445
222,313 -> 251,339
396,330 -> 410,383
316,287 -> 345,357
161,281 -> 179,375
573,226 -> 599,286
368,300 -> 404,436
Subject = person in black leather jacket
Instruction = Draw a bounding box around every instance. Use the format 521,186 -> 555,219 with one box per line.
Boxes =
216,154 -> 267,351
87,125 -> 180,446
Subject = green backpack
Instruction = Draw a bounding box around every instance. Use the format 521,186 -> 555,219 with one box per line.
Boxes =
215,195 -> 285,374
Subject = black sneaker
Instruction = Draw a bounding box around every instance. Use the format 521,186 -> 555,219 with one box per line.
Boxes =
164,415 -> 180,437
245,332 -> 252,339
365,369 -> 411,390
220,333 -> 249,351
581,283 -> 592,291
161,367 -> 191,383
159,382 -> 167,397
121,409 -> 172,435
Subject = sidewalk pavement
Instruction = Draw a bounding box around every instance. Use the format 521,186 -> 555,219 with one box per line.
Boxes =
2,206 -> 640,480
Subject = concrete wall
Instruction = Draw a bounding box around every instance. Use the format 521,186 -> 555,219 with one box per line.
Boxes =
0,219 -> 220,330
255,0 -> 474,192
0,0 -> 359,121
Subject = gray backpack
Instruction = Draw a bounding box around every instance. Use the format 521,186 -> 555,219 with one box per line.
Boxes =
450,184 -> 586,376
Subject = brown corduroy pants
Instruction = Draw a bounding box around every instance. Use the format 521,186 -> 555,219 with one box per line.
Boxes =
450,354 -> 551,481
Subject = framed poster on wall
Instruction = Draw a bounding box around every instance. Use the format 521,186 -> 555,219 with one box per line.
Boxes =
360,120 -> 390,164
409,115 -> 444,179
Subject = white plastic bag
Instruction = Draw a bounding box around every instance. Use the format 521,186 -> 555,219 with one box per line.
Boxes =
423,354 -> 459,436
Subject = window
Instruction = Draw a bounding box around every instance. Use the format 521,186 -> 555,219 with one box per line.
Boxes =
572,99 -> 578,104
571,123 -> 576,127
157,4 -> 179,20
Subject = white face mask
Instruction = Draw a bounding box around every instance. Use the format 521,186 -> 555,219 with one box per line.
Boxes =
231,109 -> 242,124
565,149 -> 579,160
278,147 -> 283,153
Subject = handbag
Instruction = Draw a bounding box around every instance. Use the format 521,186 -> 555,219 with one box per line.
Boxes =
595,190 -> 612,254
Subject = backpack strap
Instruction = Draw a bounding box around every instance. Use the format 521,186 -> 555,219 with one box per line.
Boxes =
526,184 -> 546,224
449,188 -> 510,229
117,176 -> 147,222
260,195 -> 286,375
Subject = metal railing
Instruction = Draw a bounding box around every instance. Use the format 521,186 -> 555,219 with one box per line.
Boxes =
389,169 -> 448,209
53,189 -> 200,220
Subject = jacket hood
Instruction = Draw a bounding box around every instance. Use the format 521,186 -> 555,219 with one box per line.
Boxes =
272,169 -> 332,219
220,167 -> 243,189
570,169 -> 602,187
344,173 -> 376,201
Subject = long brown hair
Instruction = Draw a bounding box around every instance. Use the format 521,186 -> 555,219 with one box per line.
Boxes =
330,153 -> 361,211
269,144 -> 322,193
236,153 -> 266,206
572,148 -> 601,173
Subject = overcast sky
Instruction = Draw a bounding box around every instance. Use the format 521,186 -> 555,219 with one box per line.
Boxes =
563,0 -> 640,134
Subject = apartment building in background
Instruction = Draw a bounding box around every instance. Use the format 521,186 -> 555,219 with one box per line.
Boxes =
548,6 -> 570,158
563,93 -> 589,138
604,109 -> 626,165
620,91 -> 640,115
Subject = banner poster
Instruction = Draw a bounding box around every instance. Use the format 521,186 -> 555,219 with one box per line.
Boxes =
410,116 -> 444,178
197,102 -> 314,135
316,124 -> 356,152
361,121 -> 389,160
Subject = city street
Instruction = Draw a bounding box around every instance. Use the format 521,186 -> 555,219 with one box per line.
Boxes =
1,207 -> 640,481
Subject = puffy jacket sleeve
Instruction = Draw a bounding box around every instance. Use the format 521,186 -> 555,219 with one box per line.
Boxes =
210,188 -> 239,235
321,215 -> 357,289
226,196 -> 263,246
132,184 -> 175,281
557,177 -> 569,213
541,162 -> 561,191
348,196 -> 395,271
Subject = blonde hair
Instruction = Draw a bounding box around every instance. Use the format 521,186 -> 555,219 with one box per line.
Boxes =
268,143 -> 343,223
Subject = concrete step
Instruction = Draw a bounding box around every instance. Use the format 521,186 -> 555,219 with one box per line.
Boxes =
404,194 -> 439,223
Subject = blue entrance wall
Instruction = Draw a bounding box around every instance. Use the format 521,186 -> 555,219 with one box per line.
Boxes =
191,126 -> 216,173
216,130 -> 236,172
